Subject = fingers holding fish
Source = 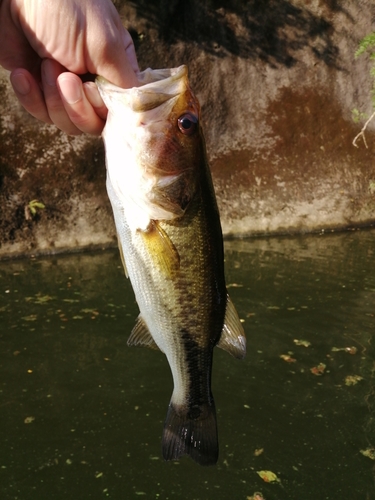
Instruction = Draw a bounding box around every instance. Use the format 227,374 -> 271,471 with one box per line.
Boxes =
57,73 -> 106,135
39,59 -> 82,135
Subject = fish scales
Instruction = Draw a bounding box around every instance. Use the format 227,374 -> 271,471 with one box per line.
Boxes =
97,65 -> 246,466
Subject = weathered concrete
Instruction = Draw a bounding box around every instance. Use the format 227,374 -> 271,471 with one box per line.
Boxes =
1,0 -> 375,257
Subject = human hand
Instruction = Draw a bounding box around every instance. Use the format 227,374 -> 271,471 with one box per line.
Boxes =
0,0 -> 139,135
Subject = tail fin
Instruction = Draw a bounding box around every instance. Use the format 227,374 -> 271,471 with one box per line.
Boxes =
162,402 -> 218,466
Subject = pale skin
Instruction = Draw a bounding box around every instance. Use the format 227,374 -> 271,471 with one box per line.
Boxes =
0,0 -> 140,135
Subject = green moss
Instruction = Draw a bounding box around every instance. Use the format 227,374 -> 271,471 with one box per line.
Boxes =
355,32 -> 375,108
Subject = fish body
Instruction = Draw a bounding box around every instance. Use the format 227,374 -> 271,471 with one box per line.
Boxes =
97,66 -> 246,466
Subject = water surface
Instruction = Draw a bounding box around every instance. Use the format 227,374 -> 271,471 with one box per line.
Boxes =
0,230 -> 374,499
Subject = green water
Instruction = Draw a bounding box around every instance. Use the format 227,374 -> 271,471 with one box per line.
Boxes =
0,230 -> 374,500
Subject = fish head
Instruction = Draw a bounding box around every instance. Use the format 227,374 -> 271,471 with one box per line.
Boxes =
97,66 -> 204,223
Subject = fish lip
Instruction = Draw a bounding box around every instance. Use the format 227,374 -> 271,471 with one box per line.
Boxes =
96,65 -> 187,91
96,65 -> 188,112
137,65 -> 188,87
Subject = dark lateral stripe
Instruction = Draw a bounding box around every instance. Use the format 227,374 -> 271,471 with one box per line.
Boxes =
180,329 -> 213,418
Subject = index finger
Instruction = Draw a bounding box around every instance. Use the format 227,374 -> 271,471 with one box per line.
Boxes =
92,23 -> 140,88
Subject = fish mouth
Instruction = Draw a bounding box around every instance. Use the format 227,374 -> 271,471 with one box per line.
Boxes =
96,65 -> 189,113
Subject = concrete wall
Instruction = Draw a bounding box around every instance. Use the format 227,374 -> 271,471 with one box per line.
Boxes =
1,0 -> 375,258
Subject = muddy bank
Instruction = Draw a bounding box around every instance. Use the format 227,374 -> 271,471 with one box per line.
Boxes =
1,0 -> 375,257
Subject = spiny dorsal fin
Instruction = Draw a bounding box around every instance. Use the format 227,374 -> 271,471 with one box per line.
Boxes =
216,295 -> 246,359
127,315 -> 161,351
139,220 -> 180,278
116,232 -> 128,278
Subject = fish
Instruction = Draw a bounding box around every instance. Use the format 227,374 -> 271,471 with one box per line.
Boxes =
96,65 -> 246,466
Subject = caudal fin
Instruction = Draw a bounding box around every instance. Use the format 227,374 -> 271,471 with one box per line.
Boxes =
162,402 -> 218,466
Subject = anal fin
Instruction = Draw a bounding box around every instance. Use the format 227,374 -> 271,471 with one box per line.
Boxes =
216,295 -> 246,359
127,315 -> 161,352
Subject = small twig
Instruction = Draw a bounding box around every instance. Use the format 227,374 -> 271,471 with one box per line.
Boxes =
353,110 -> 375,148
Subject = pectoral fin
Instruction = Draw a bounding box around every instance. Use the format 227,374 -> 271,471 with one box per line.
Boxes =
128,315 -> 162,352
216,295 -> 246,359
139,220 -> 180,277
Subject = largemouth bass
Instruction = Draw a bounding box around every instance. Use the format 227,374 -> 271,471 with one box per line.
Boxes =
96,65 -> 246,466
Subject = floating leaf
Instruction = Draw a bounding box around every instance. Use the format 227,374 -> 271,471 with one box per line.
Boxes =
345,375 -> 363,386
34,294 -> 54,304
345,346 -> 358,355
254,448 -> 264,457
81,308 -> 99,315
310,363 -> 326,376
280,354 -> 296,363
22,314 -> 37,321
247,493 -> 266,500
294,339 -> 311,347
25,294 -> 54,304
257,470 -> 280,483
331,346 -> 357,355
360,448 -> 375,460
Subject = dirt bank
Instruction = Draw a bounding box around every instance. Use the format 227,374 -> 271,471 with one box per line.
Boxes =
1,0 -> 374,257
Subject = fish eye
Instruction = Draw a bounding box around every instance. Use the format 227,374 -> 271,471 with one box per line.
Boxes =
177,113 -> 198,136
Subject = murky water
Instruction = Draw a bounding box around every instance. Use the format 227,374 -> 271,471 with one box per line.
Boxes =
0,230 -> 374,500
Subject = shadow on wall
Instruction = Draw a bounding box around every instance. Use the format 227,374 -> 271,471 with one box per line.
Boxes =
126,0 -> 352,68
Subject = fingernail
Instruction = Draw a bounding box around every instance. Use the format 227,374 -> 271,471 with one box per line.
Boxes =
11,73 -> 31,95
58,76 -> 82,104
83,82 -> 104,108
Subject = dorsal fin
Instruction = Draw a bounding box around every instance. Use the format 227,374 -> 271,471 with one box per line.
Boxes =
127,315 -> 161,351
216,295 -> 246,359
